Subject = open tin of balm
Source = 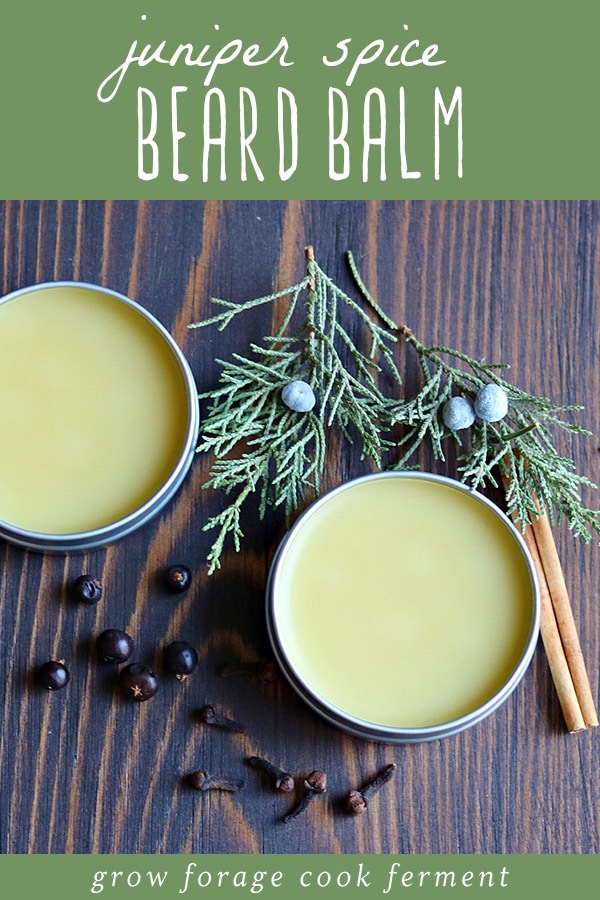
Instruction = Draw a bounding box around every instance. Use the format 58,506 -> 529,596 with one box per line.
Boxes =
0,282 -> 199,551
267,472 -> 540,742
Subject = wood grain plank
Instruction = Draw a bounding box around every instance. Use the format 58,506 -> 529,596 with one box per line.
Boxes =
0,201 -> 598,854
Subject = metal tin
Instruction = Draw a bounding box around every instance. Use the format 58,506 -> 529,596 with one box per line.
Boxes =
267,472 -> 540,743
0,281 -> 199,552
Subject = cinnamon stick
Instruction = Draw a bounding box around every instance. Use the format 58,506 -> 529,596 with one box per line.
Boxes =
530,506 -> 598,728
518,522 -> 587,733
502,463 -> 597,731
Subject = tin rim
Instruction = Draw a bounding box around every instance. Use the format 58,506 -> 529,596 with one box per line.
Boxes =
267,471 -> 541,743
0,281 -> 199,551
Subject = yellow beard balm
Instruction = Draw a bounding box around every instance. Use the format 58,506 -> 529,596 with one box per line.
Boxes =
267,473 -> 540,742
0,282 -> 198,550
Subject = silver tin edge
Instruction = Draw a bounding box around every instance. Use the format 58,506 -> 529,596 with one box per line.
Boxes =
266,471 -> 541,744
0,281 -> 199,552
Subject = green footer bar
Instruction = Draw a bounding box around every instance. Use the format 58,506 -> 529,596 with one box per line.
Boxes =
0,854 -> 596,899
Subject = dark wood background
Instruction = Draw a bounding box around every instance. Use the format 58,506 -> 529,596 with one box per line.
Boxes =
0,200 -> 598,854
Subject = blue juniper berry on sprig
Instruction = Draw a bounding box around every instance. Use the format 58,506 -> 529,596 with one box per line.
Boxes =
189,247 -> 600,572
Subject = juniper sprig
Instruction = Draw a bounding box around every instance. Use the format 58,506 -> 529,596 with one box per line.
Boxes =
190,246 -> 402,573
347,249 -> 599,538
379,327 -> 598,539
191,246 -> 600,572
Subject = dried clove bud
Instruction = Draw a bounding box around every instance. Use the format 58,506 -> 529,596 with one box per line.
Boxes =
198,705 -> 246,733
345,790 -> 368,816
187,771 -> 245,792
344,763 -> 397,816
282,770 -> 327,824
247,756 -> 295,793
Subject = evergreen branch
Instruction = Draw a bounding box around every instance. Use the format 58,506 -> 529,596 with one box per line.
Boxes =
202,482 -> 255,573
191,246 -> 600,572
346,251 -> 399,331
189,280 -> 310,332
387,320 -> 600,540
190,246 -> 403,571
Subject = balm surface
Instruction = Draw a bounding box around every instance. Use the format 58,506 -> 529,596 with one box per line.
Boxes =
0,286 -> 190,534
274,476 -> 535,728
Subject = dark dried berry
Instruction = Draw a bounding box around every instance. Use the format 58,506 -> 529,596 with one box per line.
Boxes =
163,565 -> 191,593
71,575 -> 103,604
38,659 -> 70,691
97,629 -> 134,664
164,641 -> 198,680
118,663 -> 158,701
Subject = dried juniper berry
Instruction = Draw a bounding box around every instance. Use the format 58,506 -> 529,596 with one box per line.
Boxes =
118,663 -> 158,701
164,641 -> 198,680
38,659 -> 70,691
96,629 -> 134,664
71,575 -> 103,604
163,564 -> 191,593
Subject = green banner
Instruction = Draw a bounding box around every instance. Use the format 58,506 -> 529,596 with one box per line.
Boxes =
0,854 -> 598,897
0,0 -> 598,198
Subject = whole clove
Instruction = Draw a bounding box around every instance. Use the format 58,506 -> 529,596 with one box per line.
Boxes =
247,756 -> 295,793
198,705 -> 246,733
344,763 -> 397,816
282,770 -> 327,824
187,771 -> 245,792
